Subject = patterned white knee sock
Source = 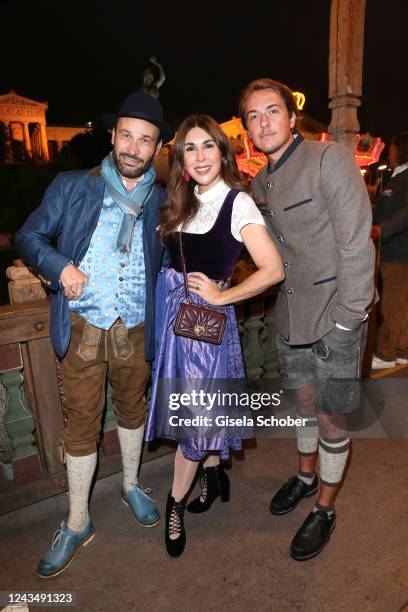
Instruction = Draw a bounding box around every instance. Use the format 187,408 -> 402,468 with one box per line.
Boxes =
296,415 -> 319,456
67,452 -> 97,532
117,424 -> 144,493
318,435 -> 350,486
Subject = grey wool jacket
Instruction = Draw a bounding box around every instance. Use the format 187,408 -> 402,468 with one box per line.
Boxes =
252,137 -> 375,345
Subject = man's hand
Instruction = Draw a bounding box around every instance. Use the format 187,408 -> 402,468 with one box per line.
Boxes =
60,264 -> 88,300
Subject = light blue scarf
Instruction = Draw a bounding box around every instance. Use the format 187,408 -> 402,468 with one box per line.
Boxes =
101,152 -> 156,252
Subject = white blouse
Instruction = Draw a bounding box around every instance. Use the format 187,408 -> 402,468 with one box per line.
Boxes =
178,179 -> 266,242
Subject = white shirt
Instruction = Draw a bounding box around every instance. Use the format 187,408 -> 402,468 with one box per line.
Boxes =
391,163 -> 408,178
178,179 -> 266,242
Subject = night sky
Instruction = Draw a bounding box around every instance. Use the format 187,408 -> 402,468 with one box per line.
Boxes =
0,0 -> 406,143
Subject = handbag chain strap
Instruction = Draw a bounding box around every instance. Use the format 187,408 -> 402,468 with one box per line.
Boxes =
178,230 -> 191,304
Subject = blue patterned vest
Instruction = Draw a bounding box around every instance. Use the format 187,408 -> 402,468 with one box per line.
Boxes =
69,188 -> 146,329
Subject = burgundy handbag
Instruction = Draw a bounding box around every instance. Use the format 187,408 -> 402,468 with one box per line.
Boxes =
173,232 -> 227,345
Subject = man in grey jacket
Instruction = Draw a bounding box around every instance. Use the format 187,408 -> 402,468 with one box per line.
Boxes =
239,78 -> 375,560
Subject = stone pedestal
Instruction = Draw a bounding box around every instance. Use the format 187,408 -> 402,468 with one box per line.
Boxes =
6,260 -> 47,304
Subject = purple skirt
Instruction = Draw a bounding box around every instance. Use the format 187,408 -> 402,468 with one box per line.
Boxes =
145,268 -> 250,460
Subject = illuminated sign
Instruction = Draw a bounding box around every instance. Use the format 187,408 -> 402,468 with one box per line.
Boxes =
293,92 -> 306,111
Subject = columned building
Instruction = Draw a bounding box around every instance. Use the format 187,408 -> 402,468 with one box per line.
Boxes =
0,91 -> 86,162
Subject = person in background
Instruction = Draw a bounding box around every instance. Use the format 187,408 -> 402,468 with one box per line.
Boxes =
371,131 -> 408,369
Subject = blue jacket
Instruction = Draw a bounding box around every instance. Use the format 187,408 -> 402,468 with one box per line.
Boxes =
15,166 -> 167,360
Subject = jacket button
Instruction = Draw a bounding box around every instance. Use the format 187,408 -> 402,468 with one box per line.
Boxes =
287,288 -> 293,294
278,235 -> 283,242
119,277 -> 124,281
284,261 -> 289,267
120,263 -> 125,268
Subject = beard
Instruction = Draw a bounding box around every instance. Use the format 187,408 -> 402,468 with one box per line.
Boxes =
113,150 -> 155,179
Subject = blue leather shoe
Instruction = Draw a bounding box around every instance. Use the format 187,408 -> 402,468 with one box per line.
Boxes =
38,519 -> 95,578
121,483 -> 160,527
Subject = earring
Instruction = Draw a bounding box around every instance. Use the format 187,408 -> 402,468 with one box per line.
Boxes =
183,169 -> 190,182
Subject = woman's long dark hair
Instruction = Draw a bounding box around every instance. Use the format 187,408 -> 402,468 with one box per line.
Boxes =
159,114 -> 249,236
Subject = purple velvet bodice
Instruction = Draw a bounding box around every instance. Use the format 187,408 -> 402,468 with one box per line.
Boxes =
165,189 -> 243,281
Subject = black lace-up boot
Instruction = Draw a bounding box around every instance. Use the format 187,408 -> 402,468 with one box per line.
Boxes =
187,464 -> 230,513
165,492 -> 188,557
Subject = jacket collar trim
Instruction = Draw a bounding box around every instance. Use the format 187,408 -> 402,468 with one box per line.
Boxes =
268,133 -> 304,174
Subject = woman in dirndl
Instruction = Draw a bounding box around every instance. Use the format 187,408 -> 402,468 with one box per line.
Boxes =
145,114 -> 284,556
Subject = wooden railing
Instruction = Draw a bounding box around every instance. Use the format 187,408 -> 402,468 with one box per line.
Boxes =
0,300 -> 66,512
0,300 -> 59,477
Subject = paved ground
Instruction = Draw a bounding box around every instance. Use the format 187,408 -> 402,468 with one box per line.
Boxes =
1,434 -> 407,612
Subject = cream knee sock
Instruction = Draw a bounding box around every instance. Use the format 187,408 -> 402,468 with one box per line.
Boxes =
67,452 -> 97,532
117,424 -> 144,493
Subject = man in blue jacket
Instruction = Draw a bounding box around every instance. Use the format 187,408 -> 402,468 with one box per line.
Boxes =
15,92 -> 173,577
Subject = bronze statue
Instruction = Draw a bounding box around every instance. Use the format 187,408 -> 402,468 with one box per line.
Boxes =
140,56 -> 165,99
